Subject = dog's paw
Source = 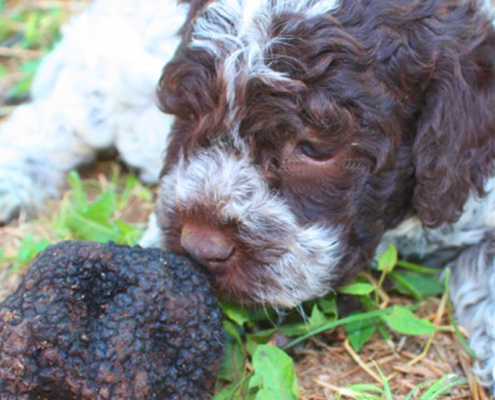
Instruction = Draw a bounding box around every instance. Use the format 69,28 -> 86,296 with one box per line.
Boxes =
0,163 -> 62,225
138,212 -> 162,248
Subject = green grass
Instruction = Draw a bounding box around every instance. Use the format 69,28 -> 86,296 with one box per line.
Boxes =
1,2 -> 69,99
0,169 -> 152,273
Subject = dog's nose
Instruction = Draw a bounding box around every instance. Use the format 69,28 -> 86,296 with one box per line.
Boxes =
180,223 -> 235,273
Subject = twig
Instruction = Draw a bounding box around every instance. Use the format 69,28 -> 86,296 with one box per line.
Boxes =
343,339 -> 382,383
0,47 -> 43,59
458,346 -> 481,400
434,285 -> 449,326
364,272 -> 390,308
328,354 -> 397,384
313,380 -> 343,394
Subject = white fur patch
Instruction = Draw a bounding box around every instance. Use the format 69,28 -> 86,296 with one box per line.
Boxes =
158,146 -> 343,307
379,175 -> 495,259
449,239 -> 495,387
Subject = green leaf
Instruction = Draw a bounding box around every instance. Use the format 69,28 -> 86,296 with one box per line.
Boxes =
448,307 -> 478,360
112,220 -> 142,245
249,345 -> 298,400
279,323 -> 307,337
381,306 -> 437,335
220,301 -> 275,326
377,243 -> 398,273
224,320 -> 243,346
390,271 -> 424,301
317,293 -> 338,317
285,307 -> 394,349
7,234 -> 50,272
82,189 -> 117,220
280,304 -> 333,337
65,211 -> 120,243
337,386 -> 383,400
307,304 -> 329,329
220,301 -> 256,327
246,329 -> 277,356
346,384 -> 383,393
211,387 -> 237,400
59,171 -> 144,244
345,315 -> 376,351
67,171 -> 87,207
20,59 -> 41,74
22,12 -> 41,48
396,260 -> 439,275
393,271 -> 443,297
218,332 -> 246,383
339,282 -> 375,296
8,75 -> 34,97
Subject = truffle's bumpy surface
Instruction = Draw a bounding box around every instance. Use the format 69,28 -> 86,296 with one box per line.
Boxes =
0,241 -> 224,400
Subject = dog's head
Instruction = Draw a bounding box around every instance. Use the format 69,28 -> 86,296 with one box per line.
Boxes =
156,0 -> 495,307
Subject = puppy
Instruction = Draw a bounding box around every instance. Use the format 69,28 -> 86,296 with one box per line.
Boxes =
3,0 -> 495,389
156,0 -> 495,386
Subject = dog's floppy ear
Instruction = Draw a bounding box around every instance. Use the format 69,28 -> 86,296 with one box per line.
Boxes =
412,18 -> 495,228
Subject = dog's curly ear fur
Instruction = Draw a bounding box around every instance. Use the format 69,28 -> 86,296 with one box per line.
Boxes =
412,15 -> 495,228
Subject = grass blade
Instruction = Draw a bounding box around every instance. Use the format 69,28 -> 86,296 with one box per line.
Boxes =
285,308 -> 394,349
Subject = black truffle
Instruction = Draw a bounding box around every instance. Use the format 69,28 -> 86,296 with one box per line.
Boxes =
0,241 -> 224,400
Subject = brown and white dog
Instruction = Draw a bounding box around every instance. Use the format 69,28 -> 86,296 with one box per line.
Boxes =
2,0 -> 495,388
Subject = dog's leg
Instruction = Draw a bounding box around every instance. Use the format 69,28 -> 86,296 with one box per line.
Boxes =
139,212 -> 162,248
0,99 -> 107,223
449,236 -> 495,389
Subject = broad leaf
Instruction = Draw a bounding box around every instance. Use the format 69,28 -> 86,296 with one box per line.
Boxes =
246,329 -> 277,356
381,306 -> 437,335
218,333 -> 246,383
280,305 -> 333,337
249,345 -> 298,400
339,282 -> 375,296
393,271 -> 443,296
346,316 -> 376,351
377,243 -> 398,273
317,293 -> 338,317
220,301 -> 255,326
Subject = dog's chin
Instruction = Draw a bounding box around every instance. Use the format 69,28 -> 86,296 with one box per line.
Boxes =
210,266 -> 279,307
165,238 -> 342,308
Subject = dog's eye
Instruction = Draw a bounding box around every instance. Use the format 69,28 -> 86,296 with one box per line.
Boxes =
299,141 -> 334,161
